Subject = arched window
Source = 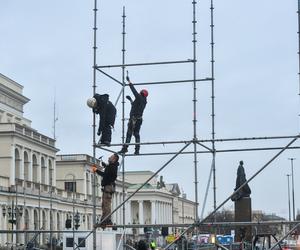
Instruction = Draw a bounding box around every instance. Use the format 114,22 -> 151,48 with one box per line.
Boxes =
33,210 -> 38,230
32,154 -> 38,183
57,212 -> 61,239
41,157 -> 46,184
24,209 -> 30,242
14,148 -> 21,179
48,159 -> 53,186
86,173 -> 90,195
42,210 -> 47,243
24,151 -> 29,181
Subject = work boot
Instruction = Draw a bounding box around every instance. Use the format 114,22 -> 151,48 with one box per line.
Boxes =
134,148 -> 140,155
101,141 -> 111,147
118,146 -> 128,154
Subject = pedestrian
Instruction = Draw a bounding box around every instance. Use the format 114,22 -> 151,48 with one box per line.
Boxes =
87,93 -> 116,146
119,75 -> 148,155
92,153 -> 119,227
150,239 -> 156,250
137,240 -> 149,250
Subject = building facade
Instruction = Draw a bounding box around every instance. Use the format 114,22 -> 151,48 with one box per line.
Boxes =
0,74 -> 102,247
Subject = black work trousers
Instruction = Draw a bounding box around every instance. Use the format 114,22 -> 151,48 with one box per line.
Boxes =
99,124 -> 112,144
124,117 -> 143,150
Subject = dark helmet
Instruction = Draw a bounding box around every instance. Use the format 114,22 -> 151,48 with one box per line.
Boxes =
140,89 -> 148,97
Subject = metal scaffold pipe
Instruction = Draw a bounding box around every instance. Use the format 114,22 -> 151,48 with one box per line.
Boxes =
94,135 -> 300,148
96,59 -> 195,68
192,0 -> 199,221
210,0 -> 217,215
92,0 -> 98,249
121,5 -> 126,236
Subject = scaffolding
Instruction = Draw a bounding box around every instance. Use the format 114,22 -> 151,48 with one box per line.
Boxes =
4,0 -> 300,249
81,0 -> 300,249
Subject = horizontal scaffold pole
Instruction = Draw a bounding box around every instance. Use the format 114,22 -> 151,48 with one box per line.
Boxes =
96,59 -> 196,68
96,146 -> 300,157
0,220 -> 299,233
128,78 -> 213,86
94,135 -> 300,148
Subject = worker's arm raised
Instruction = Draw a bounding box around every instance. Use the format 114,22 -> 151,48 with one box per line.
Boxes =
126,76 -> 139,98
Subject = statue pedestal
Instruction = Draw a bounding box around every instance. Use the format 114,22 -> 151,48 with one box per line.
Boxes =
234,197 -> 252,242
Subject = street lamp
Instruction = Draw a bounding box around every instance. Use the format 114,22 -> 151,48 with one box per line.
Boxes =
2,201 -> 23,249
74,211 -> 80,230
287,174 -> 291,222
288,158 -> 296,221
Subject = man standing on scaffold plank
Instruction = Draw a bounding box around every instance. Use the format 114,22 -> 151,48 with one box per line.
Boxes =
92,153 -> 119,228
119,73 -> 148,155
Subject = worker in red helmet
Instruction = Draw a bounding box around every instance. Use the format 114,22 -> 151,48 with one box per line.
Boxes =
119,75 -> 148,155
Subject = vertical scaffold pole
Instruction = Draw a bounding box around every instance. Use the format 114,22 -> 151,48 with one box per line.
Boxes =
192,0 -> 199,221
121,6 -> 126,237
210,0 -> 217,213
297,0 -> 300,131
92,0 -> 98,249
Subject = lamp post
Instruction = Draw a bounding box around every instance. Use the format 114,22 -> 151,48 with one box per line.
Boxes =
287,174 -> 291,222
74,211 -> 80,230
288,158 -> 296,221
65,173 -> 76,249
2,201 -> 23,249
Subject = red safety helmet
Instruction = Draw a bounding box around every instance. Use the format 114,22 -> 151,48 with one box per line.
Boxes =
140,89 -> 148,97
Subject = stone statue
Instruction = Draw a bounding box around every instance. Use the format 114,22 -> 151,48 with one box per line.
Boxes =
231,161 -> 251,201
157,176 -> 166,189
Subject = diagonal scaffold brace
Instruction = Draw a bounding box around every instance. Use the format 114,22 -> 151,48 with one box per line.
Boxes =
164,136 -> 299,250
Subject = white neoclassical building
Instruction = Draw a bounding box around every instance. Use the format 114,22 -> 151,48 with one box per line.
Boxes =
123,171 -> 196,235
0,74 -> 104,248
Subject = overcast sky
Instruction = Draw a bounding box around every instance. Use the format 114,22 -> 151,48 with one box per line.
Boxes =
0,0 -> 299,220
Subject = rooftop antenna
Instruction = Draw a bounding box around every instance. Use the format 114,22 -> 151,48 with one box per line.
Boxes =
53,89 -> 58,140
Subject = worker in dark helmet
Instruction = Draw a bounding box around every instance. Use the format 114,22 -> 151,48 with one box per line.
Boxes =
87,94 -> 116,146
119,75 -> 148,155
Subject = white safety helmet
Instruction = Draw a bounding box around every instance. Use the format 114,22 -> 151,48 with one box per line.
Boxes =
87,97 -> 97,108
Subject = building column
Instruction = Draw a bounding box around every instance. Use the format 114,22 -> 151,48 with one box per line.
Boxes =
138,200 -> 144,234
52,158 -> 56,187
45,156 -> 49,186
126,199 -> 132,224
157,201 -> 160,224
28,151 -> 33,182
83,171 -> 87,199
0,206 -> 4,244
126,199 -> 132,234
163,202 -> 166,224
112,193 -> 116,223
20,147 -> 24,181
160,202 -> 163,224
10,144 -> 15,186
151,200 -> 156,224
37,154 -> 42,184
120,194 -> 124,225
89,174 -> 92,196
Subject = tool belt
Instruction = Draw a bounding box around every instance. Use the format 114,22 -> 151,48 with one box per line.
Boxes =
102,183 -> 115,194
130,116 -> 142,129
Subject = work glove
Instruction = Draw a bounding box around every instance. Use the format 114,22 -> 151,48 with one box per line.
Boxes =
126,95 -> 132,101
126,76 -> 130,82
91,165 -> 98,173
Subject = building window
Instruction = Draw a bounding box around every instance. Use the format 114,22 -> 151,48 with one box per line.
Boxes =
65,182 -> 76,192
66,237 -> 74,247
78,238 -> 86,247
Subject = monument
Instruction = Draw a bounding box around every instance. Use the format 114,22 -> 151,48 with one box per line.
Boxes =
231,161 -> 252,242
